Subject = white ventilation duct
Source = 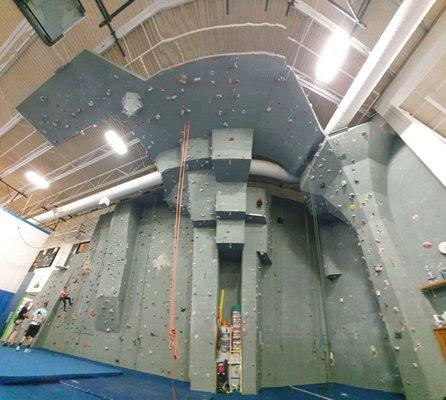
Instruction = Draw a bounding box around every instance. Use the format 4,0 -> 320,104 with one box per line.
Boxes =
30,171 -> 163,224
250,159 -> 298,182
29,160 -> 298,224
325,0 -> 436,134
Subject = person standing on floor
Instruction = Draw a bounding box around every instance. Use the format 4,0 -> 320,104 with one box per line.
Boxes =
59,286 -> 72,312
2,301 -> 31,347
15,301 -> 48,353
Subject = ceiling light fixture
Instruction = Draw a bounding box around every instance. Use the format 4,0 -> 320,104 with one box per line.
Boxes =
25,171 -> 49,189
105,130 -> 127,155
316,28 -> 350,83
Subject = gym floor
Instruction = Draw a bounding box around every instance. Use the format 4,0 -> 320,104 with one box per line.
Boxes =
0,347 -> 405,400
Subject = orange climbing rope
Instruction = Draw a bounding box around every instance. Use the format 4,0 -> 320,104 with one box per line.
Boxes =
168,121 -> 190,361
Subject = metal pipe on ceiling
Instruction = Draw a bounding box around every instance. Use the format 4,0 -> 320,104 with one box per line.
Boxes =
29,159 -> 298,224
324,0 -> 436,134
325,0 -> 366,28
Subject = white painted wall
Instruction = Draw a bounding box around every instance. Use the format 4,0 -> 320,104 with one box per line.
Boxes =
0,207 -> 49,293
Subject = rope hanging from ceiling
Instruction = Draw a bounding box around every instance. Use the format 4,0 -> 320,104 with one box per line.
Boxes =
168,121 -> 190,362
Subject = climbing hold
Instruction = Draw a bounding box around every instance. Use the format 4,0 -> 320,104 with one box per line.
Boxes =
374,265 -> 382,273
122,92 -> 143,117
422,241 -> 433,249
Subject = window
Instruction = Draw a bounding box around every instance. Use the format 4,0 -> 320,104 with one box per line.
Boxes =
14,0 -> 85,46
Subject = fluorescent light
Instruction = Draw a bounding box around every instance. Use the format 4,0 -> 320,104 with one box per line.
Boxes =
25,171 -> 49,189
105,130 -> 127,155
316,28 -> 350,83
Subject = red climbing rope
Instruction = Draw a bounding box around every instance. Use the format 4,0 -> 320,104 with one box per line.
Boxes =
168,121 -> 190,361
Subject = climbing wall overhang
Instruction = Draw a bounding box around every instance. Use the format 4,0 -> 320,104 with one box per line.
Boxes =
17,51 -> 324,178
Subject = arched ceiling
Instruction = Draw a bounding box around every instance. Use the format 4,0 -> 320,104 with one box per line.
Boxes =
0,0 -> 444,224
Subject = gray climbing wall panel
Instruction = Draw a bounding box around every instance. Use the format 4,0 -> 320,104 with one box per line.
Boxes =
241,226 -> 263,394
319,221 -> 402,392
18,51 -> 324,177
187,170 -> 217,226
35,253 -> 87,349
27,184 -> 419,396
189,228 -> 219,392
212,129 -> 253,182
386,137 -> 446,314
216,182 -> 247,219
38,198 -> 194,379
260,197 -> 328,387
94,201 -> 138,333
300,118 -> 446,400
16,43 -> 438,393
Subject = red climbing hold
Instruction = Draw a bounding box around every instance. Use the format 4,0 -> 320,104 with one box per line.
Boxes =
423,241 -> 433,249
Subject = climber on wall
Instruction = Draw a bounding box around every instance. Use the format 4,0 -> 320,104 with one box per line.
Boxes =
59,286 -> 73,312
2,301 -> 31,347
15,301 -> 48,353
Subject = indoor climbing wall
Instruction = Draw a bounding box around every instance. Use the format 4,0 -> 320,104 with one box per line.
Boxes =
386,138 -> 446,314
30,168 -> 338,394
36,253 -> 87,348
13,254 -> 85,345
260,197 -> 327,387
300,117 -> 446,400
15,49 -> 328,394
319,221 -> 402,392
37,195 -> 194,379
17,51 -> 324,180
94,201 -> 138,333
14,47 -> 444,398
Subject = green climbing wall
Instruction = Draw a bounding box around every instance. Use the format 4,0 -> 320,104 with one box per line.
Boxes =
29,179 -> 433,395
319,220 -> 402,392
38,197 -> 194,379
260,197 -> 327,387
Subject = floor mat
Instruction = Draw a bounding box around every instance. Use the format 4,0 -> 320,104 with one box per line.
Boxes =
59,372 -> 405,400
0,346 -> 122,384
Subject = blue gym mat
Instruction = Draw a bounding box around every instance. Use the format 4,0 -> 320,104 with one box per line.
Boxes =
0,347 -> 405,399
0,346 -> 122,384
57,375 -> 405,400
57,375 -> 406,400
